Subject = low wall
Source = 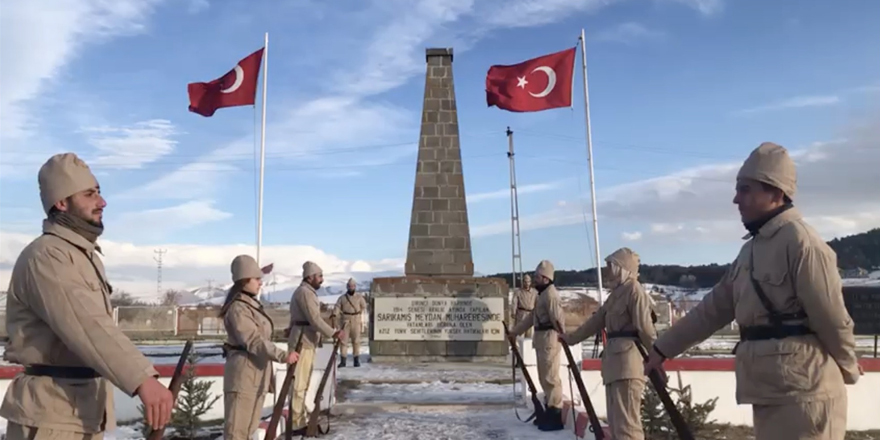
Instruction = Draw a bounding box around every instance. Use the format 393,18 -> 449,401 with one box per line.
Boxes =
0,343 -> 337,439
516,338 -> 880,432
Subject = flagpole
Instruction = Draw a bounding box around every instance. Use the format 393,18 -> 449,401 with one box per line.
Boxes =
579,28 -> 604,306
257,32 -> 268,266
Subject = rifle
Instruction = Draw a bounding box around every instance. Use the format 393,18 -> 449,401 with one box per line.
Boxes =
304,323 -> 347,437
501,321 -> 545,424
264,331 -> 305,440
146,339 -> 194,440
634,342 -> 695,440
555,324 -> 605,440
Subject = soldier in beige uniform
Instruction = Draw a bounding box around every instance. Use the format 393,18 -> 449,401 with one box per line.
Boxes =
509,260 -> 566,432
287,261 -> 345,434
560,247 -> 656,440
1,153 -> 174,440
512,274 -> 538,338
644,142 -> 864,440
333,278 -> 367,368
220,255 -> 300,440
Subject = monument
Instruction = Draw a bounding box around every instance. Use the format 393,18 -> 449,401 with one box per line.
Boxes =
369,48 -> 510,363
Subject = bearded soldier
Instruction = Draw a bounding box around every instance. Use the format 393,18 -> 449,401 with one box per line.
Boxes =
287,261 -> 345,434
1,153 -> 173,439
560,247 -> 655,440
333,278 -> 367,367
644,142 -> 864,440
512,274 -> 538,338
508,260 -> 566,432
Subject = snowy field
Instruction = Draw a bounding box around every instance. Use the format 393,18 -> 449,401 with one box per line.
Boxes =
309,407 -> 577,440
343,381 -> 521,405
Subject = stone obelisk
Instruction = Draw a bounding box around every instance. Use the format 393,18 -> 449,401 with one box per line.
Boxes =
368,48 -> 509,363
405,48 -> 474,277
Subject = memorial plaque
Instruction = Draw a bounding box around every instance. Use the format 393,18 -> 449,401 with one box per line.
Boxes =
843,285 -> 880,335
373,296 -> 505,341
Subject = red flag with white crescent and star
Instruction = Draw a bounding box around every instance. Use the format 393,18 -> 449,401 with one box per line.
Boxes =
485,47 -> 576,112
187,48 -> 264,117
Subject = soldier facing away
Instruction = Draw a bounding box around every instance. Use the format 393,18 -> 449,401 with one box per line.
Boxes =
644,142 -> 865,440
1,153 -> 174,439
560,247 -> 656,440
220,255 -> 300,440
333,278 -> 367,368
508,260 -> 566,432
287,261 -> 345,435
512,274 -> 538,338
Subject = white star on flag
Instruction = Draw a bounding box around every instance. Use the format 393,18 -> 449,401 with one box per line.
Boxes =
516,76 -> 528,89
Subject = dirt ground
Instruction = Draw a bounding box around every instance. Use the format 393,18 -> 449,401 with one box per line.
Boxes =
690,424 -> 880,440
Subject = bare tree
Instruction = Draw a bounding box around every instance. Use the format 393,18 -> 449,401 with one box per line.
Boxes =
161,289 -> 183,306
110,290 -> 137,307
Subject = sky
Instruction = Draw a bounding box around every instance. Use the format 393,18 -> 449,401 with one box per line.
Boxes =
1,0 -> 879,298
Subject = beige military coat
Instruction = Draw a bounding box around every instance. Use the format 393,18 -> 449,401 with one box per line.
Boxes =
565,278 -> 657,384
1,221 -> 158,433
223,293 -> 288,393
511,284 -> 566,345
655,208 -> 861,405
287,281 -> 336,350
333,292 -> 367,328
512,286 -> 538,323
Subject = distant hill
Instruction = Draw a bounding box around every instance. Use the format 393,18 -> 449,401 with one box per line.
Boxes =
827,228 -> 880,271
487,228 -> 880,288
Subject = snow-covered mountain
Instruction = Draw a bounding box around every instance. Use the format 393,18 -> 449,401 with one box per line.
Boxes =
175,269 -> 404,306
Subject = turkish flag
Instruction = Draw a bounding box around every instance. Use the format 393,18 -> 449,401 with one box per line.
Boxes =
486,47 -> 576,112
187,48 -> 264,117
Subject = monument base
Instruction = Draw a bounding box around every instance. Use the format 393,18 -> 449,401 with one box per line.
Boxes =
369,276 -> 510,364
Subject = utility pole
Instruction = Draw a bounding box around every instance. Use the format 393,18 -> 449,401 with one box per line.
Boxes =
154,249 -> 167,296
206,279 -> 215,291
507,127 -> 524,291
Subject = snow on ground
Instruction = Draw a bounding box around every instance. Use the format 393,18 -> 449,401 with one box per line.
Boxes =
318,407 -> 577,440
337,360 -> 513,383
344,381 -> 521,404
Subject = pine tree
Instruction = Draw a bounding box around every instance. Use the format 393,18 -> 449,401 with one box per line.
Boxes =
170,350 -> 221,440
641,371 -> 719,439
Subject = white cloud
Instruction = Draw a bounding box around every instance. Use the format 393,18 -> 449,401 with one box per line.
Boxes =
0,230 -> 404,298
594,22 -> 666,44
0,0 -> 164,141
472,211 -> 586,237
472,112 -> 880,243
82,119 -> 179,169
734,95 -> 841,115
659,0 -> 724,16
113,200 -> 232,239
187,0 -> 209,14
622,231 -> 643,241
468,181 -> 563,203
126,0 -> 728,201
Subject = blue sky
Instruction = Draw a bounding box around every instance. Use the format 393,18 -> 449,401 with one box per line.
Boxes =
2,0 -> 879,296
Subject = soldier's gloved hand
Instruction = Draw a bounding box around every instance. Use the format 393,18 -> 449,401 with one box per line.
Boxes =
333,329 -> 347,341
643,347 -> 668,385
287,351 -> 300,364
858,364 -> 865,376
136,376 -> 174,430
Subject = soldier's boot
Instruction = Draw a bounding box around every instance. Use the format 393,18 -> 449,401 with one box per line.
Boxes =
353,356 -> 361,367
338,357 -> 346,368
537,406 -> 565,432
